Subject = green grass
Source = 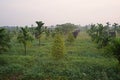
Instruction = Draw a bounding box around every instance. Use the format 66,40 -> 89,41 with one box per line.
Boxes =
0,32 -> 119,80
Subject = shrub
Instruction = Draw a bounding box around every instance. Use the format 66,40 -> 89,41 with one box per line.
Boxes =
51,34 -> 65,60
106,38 -> 120,64
66,32 -> 75,44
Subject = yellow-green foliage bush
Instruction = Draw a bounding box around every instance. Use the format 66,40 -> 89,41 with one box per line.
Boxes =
67,32 -> 75,43
51,34 -> 65,60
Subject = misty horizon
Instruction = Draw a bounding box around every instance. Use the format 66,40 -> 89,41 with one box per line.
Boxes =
0,0 -> 120,26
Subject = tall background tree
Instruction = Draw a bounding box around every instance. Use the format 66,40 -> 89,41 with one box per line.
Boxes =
17,27 -> 33,55
0,28 -> 10,53
35,21 -> 44,46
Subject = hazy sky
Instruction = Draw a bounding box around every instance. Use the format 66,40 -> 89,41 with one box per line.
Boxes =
0,0 -> 120,26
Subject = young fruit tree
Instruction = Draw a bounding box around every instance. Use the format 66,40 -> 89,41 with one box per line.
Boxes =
35,21 -> 44,46
17,27 -> 33,55
51,34 -> 65,60
87,24 -> 97,41
88,23 -> 112,48
45,27 -> 50,39
0,28 -> 10,53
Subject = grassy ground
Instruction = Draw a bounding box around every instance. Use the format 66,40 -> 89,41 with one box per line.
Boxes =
0,32 -> 119,80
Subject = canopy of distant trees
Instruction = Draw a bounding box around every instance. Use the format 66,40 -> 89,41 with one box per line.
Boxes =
55,23 -> 78,35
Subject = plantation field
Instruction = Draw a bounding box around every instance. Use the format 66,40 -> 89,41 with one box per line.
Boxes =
0,32 -> 119,80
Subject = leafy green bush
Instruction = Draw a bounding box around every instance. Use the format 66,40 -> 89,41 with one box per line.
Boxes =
106,38 -> 120,64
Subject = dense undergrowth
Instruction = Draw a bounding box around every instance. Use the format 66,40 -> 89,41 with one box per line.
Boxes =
0,32 -> 119,80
